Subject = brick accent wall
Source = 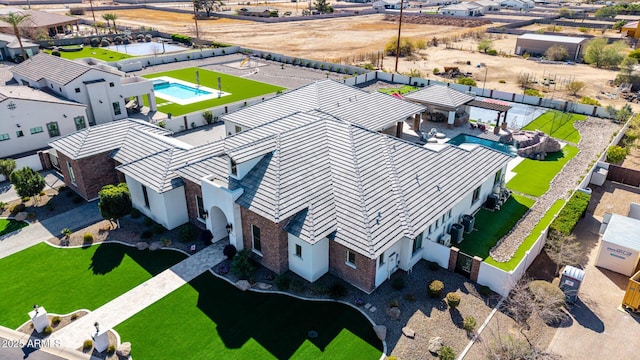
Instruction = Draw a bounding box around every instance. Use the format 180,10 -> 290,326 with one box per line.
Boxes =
240,207 -> 289,274
183,179 -> 205,230
329,241 -> 376,293
57,151 -> 119,200
470,256 -> 482,282
448,247 -> 460,272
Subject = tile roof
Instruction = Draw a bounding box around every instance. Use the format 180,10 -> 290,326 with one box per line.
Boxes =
0,10 -> 78,28
0,85 -> 85,107
403,84 -> 475,109
11,53 -> 118,85
49,119 -> 172,160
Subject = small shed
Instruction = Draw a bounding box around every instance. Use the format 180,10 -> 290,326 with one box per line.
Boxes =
596,214 -> 640,277
515,34 -> 588,61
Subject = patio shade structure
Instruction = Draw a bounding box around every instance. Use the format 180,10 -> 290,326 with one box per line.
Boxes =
467,99 -> 512,134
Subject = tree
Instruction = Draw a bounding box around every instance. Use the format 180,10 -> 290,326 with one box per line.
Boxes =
619,56 -> 638,83
584,38 -> 625,68
314,0 -> 334,14
566,81 -> 586,96
101,13 -> 112,32
545,45 -> 569,61
613,19 -> 627,32
98,183 -> 132,228
194,0 -> 224,17
9,167 -> 45,201
602,41 -> 626,68
477,38 -> 493,53
0,158 -> 16,180
0,12 -> 31,61
594,6 -> 617,18
545,231 -> 581,275
607,103 -> 633,123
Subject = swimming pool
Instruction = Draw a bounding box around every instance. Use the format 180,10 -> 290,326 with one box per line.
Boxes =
448,134 -> 517,156
106,42 -> 186,56
154,81 -> 211,100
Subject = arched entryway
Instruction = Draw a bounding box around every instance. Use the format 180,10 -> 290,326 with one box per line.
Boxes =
208,206 -> 229,243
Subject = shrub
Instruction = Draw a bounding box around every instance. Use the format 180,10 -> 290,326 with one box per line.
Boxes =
51,50 -> 61,57
457,77 -> 477,86
143,216 -> 154,227
140,230 -> 153,239
170,33 -> 192,44
39,191 -> 46,196
499,79 -> 506,84
83,340 -> 93,351
153,223 -> 165,235
463,316 -> 477,332
428,261 -> 439,271
178,224 -> 196,242
404,293 -> 416,302
69,7 -> 85,15
487,49 -> 498,56
161,237 -> 171,246
329,282 -> 347,299
223,244 -> 237,260
107,344 -> 117,355
478,285 -> 491,296
83,233 -> 94,243
51,316 -> 61,326
428,280 -> 444,298
42,326 -> 53,336
275,274 -> 290,290
61,228 -> 72,238
446,292 -> 461,309
231,249 -> 254,279
389,299 -> 400,308
203,110 -> 214,124
550,191 -> 591,235
310,283 -> 328,295
433,67 -> 440,74
21,196 -> 31,202
291,279 -> 305,292
0,201 -> 6,211
130,208 -> 141,218
524,88 -> 542,97
392,277 -> 405,290
70,313 -> 78,321
607,145 -> 628,164
579,96 -> 601,106
9,203 -> 26,214
157,121 -> 166,128
438,345 -> 456,360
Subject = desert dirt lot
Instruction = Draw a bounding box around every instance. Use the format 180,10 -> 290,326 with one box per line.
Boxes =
78,9 -> 634,108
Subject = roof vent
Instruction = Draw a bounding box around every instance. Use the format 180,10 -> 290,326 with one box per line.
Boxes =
376,211 -> 382,225
436,185 -> 441,191
416,174 -> 420,184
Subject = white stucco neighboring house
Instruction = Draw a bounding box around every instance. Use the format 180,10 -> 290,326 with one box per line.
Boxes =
0,33 -> 39,61
372,0 -> 410,10
438,2 -> 485,16
11,53 -> 157,126
502,0 -> 534,9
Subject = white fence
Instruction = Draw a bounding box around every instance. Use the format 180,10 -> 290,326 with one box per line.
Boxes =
112,47 -> 240,71
423,240 -> 451,269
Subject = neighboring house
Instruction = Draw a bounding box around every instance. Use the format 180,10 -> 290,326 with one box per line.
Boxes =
501,0 -> 534,8
0,33 -> 39,61
237,7 -> 277,17
515,33 -> 588,61
49,79 -> 512,293
404,85 -> 475,127
622,20 -> 640,38
438,2 -> 485,16
372,0 -> 410,10
474,0 -> 503,11
415,0 -> 460,5
0,8 -> 80,38
0,85 -> 87,180
11,53 -> 157,125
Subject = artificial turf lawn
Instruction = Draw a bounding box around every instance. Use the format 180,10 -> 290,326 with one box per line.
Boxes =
506,145 -> 579,197
0,219 -> 28,237
0,243 -> 185,329
43,47 -> 133,61
486,199 -> 565,270
116,271 -> 382,359
456,194 -> 535,259
522,110 -> 586,144
142,67 -> 285,116
378,85 -> 419,95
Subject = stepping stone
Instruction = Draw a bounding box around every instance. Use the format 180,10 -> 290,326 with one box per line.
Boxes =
136,242 -> 149,250
369,306 -> 377,313
255,282 -> 272,290
236,280 -> 251,291
402,327 -> 415,339
364,303 -> 372,310
116,342 -> 131,358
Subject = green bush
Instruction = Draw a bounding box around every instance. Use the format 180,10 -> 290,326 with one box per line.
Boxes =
107,344 -> 117,355
161,237 -> 171,246
524,88 -> 542,97
0,201 -> 6,211
579,96 -> 602,106
550,191 -> 590,235
9,203 -> 26,214
433,67 -> 440,74
82,340 -> 93,351
275,275 -> 290,290
61,228 -> 72,238
143,216 -> 154,227
21,196 -> 30,202
478,285 -> 491,296
51,316 -> 61,326
392,277 -> 405,290
70,313 -> 78,321
439,345 -> 456,360
463,316 -> 477,332
178,224 -> 196,242
428,280 -> 444,298
607,145 -> 628,164
203,110 -> 214,124
153,223 -> 165,235
170,33 -> 192,44
457,77 -> 477,86
446,292 -> 461,309
499,79 -> 506,84
140,230 -> 153,239
404,293 -> 416,302
43,326 -> 53,336
231,249 -> 255,279
329,282 -> 347,299
83,233 -> 93,243
487,49 -> 498,56
130,208 -> 141,218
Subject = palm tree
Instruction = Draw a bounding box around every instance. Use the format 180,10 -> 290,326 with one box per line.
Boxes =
110,14 -> 118,33
0,12 -> 31,60
101,13 -> 112,33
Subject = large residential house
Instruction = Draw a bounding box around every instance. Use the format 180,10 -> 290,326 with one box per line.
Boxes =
11,53 -> 157,126
501,0 -> 534,9
50,80 -> 512,293
0,33 -> 39,61
438,2 -> 485,16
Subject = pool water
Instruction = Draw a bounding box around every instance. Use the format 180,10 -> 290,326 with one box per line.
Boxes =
106,42 -> 186,56
448,134 -> 517,156
153,81 -> 211,100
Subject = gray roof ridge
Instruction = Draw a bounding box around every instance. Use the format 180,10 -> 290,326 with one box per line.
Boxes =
308,202 -> 316,241
347,124 -> 374,247
274,135 -> 282,223
381,137 -> 415,239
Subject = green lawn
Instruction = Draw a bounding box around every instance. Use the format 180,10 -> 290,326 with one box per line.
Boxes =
0,219 -> 28,237
0,243 -> 185,328
522,110 -> 586,144
378,85 -> 419,95
486,199 -> 565,271
43,46 -> 133,61
116,271 -> 382,359
506,145 -> 579,197
456,194 -> 535,259
143,67 -> 285,116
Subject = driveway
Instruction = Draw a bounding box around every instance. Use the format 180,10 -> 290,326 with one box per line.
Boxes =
547,213 -> 640,359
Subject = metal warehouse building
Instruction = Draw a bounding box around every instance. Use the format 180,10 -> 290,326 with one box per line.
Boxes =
515,33 -> 589,61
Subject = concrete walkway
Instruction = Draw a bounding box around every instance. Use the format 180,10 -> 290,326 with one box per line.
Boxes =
49,244 -> 225,350
0,325 -> 88,360
0,201 -> 101,260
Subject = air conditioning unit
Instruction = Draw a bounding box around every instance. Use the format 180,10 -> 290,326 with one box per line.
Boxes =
439,233 -> 452,247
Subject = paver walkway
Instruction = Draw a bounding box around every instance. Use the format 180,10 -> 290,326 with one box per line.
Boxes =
49,244 -> 225,350
0,201 -> 101,260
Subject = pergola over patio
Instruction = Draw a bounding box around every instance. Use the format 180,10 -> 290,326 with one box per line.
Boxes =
468,99 -> 512,134
0,10 -> 80,38
404,85 -> 475,128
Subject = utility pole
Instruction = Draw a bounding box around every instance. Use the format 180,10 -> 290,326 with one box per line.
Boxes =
394,0 -> 405,73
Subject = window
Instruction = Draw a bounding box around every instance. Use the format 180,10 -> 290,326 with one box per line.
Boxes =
495,169 -> 502,184
16,130 -> 23,137
112,102 -> 121,116
58,87 -> 62,92
46,122 -> 60,137
21,80 -> 29,86
74,116 -> 86,130
295,244 -> 302,258
412,233 -> 423,254
230,159 -> 237,176
428,224 -> 432,234
30,126 -> 43,134
67,161 -> 76,184
252,225 -> 262,253
75,88 -> 81,93
142,185 -> 150,208
109,82 -> 115,87
346,250 -> 356,267
0,133 -> 9,141
441,213 -> 446,224
472,185 -> 481,204
379,253 -> 385,267
196,195 -> 206,220
234,125 -> 242,133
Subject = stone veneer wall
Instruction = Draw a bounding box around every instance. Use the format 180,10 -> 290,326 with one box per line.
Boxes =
57,151 -> 119,201
329,241 -> 376,293
240,207 -> 289,274
183,179 -> 206,230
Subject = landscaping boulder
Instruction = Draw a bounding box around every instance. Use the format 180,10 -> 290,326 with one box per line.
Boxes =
402,327 -> 415,339
136,242 -> 149,250
428,337 -> 443,354
255,282 -> 272,290
149,241 -> 163,251
236,280 -> 251,291
116,342 -> 131,358
373,325 -> 387,341
14,212 -> 28,221
386,306 -> 401,320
